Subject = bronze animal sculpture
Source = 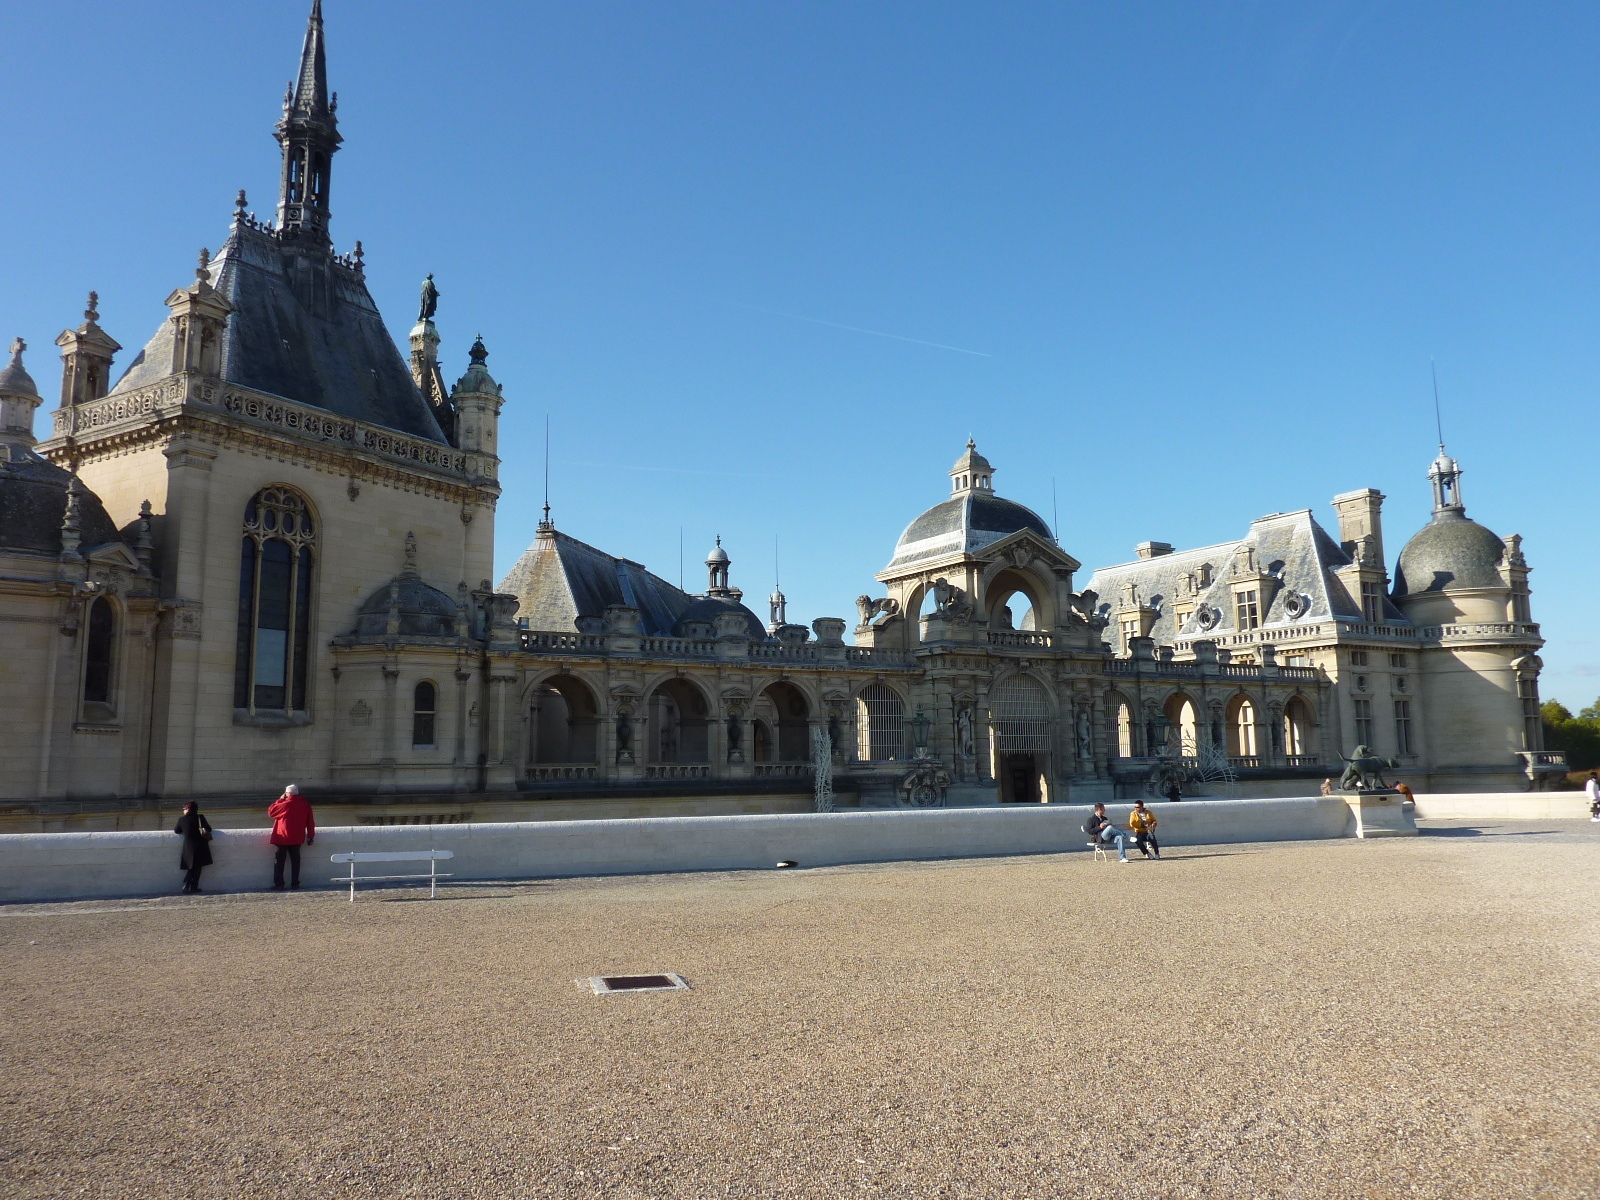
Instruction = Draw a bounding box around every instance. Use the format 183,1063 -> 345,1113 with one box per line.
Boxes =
1339,745 -> 1399,792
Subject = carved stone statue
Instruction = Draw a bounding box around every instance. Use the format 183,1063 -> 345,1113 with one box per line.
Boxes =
955,705 -> 974,758
855,595 -> 900,626
1075,707 -> 1093,762
726,709 -> 744,762
614,707 -> 634,764
418,273 -> 439,322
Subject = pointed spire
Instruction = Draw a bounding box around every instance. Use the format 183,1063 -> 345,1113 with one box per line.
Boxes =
291,0 -> 330,118
401,530 -> 419,578
60,475 -> 84,560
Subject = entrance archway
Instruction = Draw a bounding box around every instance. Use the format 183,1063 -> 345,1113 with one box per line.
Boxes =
529,674 -> 600,764
990,674 -> 1052,802
649,679 -> 710,763
759,681 -> 811,762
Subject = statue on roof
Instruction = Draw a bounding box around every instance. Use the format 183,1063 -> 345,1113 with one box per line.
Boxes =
418,274 -> 439,322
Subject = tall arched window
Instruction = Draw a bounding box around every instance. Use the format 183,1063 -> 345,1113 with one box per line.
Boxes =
234,487 -> 316,714
856,684 -> 906,761
83,596 -> 115,709
413,681 -> 437,748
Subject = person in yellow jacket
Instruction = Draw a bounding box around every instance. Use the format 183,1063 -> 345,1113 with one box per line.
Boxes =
1128,799 -> 1161,860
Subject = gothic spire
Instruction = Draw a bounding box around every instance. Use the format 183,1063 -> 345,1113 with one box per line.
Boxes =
274,0 -> 342,243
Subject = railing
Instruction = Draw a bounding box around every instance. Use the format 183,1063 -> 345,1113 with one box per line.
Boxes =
752,763 -> 811,778
987,630 -> 1053,649
643,765 -> 711,780
1286,754 -> 1321,767
1424,622 -> 1541,641
526,765 -> 598,782
845,646 -> 910,666
1521,751 -> 1567,767
748,643 -> 821,662
1105,659 -> 1140,675
519,631 -> 608,653
1278,665 -> 1319,680
1218,664 -> 1260,677
640,636 -> 717,657
1229,756 -> 1261,769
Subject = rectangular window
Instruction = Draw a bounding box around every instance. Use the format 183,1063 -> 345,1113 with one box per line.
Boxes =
1388,652 -> 1407,668
1394,700 -> 1412,754
1174,605 -> 1194,632
1120,618 -> 1139,654
1235,590 -> 1259,631
1518,678 -> 1541,750
1353,698 -> 1373,746
1361,581 -> 1383,623
1350,650 -> 1369,667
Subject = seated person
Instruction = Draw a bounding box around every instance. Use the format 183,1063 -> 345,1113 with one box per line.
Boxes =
1084,802 -> 1128,863
1128,799 -> 1161,860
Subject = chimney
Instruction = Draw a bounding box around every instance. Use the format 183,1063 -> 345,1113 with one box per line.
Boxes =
1331,488 -> 1385,569
1135,541 -> 1174,560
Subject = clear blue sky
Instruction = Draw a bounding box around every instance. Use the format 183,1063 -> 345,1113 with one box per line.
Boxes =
5,2 -> 1597,707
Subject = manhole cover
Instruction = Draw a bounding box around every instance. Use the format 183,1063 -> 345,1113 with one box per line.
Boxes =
583,973 -> 689,995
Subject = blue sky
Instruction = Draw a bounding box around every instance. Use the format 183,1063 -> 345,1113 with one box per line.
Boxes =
5,2 -> 1597,707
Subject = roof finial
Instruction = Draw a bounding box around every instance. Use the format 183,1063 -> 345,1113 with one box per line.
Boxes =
84,292 -> 99,324
60,475 -> 84,560
1431,357 -> 1446,456
197,248 -> 211,281
235,189 -> 248,219
351,240 -> 364,272
402,530 -> 419,577
9,337 -> 24,362
135,500 -> 154,570
539,413 -> 553,531
418,274 -> 439,323
469,333 -> 487,365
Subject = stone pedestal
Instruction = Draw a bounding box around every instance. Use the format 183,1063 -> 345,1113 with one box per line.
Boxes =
1343,790 -> 1418,838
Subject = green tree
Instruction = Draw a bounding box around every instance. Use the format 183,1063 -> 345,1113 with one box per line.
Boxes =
1543,700 -> 1600,771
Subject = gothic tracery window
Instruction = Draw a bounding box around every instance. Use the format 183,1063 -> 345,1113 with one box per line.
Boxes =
234,487 -> 316,714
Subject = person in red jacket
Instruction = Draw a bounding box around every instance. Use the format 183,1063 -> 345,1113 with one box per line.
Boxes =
268,784 -> 315,890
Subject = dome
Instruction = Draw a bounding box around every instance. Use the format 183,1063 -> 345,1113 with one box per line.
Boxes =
950,438 -> 992,476
1394,512 -> 1506,597
353,573 -> 461,638
673,593 -> 766,640
0,339 -> 40,399
705,536 -> 730,566
886,491 -> 1053,572
0,445 -> 122,555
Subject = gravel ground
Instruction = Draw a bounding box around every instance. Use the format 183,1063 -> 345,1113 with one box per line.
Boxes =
2,820 -> 1597,1199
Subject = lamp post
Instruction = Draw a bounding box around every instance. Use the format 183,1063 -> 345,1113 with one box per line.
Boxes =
908,705 -> 932,760
1153,712 -> 1171,758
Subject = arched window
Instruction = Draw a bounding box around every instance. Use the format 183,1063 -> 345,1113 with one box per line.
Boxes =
1115,703 -> 1133,758
1227,697 -> 1257,758
83,596 -> 115,708
856,684 -> 906,761
234,487 -> 316,714
1284,698 -> 1314,759
413,681 -> 437,748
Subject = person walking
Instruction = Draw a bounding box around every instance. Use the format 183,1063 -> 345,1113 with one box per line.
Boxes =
1085,802 -> 1129,864
173,801 -> 213,894
1129,799 -> 1161,859
268,784 -> 315,890
1586,772 -> 1600,822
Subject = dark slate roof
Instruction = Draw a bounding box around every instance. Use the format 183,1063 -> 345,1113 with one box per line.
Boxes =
0,442 -> 122,555
885,492 -> 1054,571
1394,512 -> 1506,596
674,594 -> 768,641
499,528 -> 693,635
352,572 -> 461,638
111,224 -> 447,443
1086,508 -> 1409,644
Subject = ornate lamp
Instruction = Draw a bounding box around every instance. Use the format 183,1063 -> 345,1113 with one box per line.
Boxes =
908,706 -> 932,759
1153,712 -> 1172,757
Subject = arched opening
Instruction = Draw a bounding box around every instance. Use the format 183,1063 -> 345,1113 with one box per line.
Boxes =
83,596 -> 115,712
1163,693 -> 1199,758
984,569 -> 1043,633
990,674 -> 1051,802
1284,697 -> 1315,761
412,681 -> 437,748
530,674 -> 600,764
759,681 -> 811,762
751,719 -> 774,763
1114,701 -> 1134,758
1226,695 -> 1258,759
648,679 -> 710,764
855,683 -> 906,761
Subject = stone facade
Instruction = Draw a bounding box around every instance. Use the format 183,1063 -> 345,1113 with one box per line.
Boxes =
0,4 -> 1561,829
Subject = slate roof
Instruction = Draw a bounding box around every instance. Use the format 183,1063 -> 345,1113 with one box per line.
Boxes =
885,492 -> 1054,572
110,224 -> 446,443
1394,511 -> 1506,596
1085,509 -> 1409,645
0,442 -> 123,556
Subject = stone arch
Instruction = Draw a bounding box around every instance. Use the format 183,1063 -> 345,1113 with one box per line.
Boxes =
528,672 -> 600,764
1162,690 -> 1200,757
1225,692 -> 1259,758
1105,688 -> 1136,758
757,679 -> 811,762
646,676 -> 712,764
1283,694 -> 1318,759
988,671 -> 1055,802
854,680 -> 908,761
978,564 -> 1053,632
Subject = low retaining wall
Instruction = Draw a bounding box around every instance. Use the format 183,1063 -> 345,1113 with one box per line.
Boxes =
0,792 -> 1580,905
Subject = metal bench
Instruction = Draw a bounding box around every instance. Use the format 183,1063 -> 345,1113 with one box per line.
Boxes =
330,850 -> 454,901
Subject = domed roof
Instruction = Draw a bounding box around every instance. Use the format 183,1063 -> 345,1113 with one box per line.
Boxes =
950,438 -> 992,475
0,339 -> 40,399
1394,512 -> 1506,597
886,492 -> 1053,571
353,571 -> 461,638
673,593 -> 766,640
0,445 -> 122,555
705,536 -> 730,565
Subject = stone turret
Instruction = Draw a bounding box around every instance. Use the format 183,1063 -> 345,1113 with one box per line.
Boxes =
449,335 -> 501,479
54,293 -> 120,412
0,338 -> 43,446
274,0 -> 342,245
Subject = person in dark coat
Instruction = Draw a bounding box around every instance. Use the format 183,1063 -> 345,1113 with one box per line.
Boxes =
173,801 -> 213,893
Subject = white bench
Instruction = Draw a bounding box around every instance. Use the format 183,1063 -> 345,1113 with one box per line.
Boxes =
1086,831 -> 1157,862
330,850 -> 454,901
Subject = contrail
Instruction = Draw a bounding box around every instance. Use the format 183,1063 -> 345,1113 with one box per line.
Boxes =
732,301 -> 993,357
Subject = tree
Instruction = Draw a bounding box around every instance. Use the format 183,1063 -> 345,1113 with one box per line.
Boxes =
1543,700 -> 1600,771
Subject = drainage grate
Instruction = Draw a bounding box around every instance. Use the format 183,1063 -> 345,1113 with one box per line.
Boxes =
583,973 -> 690,995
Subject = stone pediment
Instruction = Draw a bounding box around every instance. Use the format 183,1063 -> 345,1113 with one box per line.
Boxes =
978,527 -> 1080,574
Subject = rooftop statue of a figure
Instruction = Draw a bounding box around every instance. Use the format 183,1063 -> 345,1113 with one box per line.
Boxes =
418,274 -> 439,322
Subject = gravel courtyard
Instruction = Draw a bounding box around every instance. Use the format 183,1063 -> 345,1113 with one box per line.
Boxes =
2,820 -> 1597,1200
